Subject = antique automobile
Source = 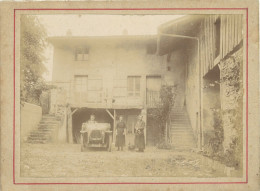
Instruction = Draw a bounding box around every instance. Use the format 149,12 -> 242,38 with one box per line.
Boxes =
80,122 -> 113,152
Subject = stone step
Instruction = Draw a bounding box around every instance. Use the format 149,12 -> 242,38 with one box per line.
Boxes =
41,117 -> 60,121
171,132 -> 193,136
171,138 -> 195,142
30,131 -> 53,136
169,106 -> 196,149
170,112 -> 187,114
26,114 -> 61,144
171,120 -> 190,122
171,143 -> 195,147
170,127 -> 192,130
38,125 -> 55,128
170,117 -> 189,120
172,146 -> 195,150
170,115 -> 188,117
171,127 -> 192,131
171,136 -> 195,142
171,126 -> 190,129
27,137 -> 50,141
171,119 -> 189,121
27,140 -> 47,144
171,139 -> 195,143
171,132 -> 194,136
171,114 -> 187,116
42,115 -> 59,118
40,121 -> 60,124
171,122 -> 189,125
38,125 -> 58,129
29,133 -> 52,137
38,124 -> 57,127
34,129 -> 53,132
171,141 -> 195,145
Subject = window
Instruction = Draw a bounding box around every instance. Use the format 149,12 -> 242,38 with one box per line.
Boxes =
214,18 -> 221,59
74,75 -> 88,102
127,76 -> 141,96
113,78 -> 127,97
88,78 -> 103,103
75,47 -> 89,61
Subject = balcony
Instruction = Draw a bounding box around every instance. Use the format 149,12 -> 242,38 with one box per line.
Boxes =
146,90 -> 161,108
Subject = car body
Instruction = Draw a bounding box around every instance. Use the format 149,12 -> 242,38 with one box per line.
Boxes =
80,122 -> 112,151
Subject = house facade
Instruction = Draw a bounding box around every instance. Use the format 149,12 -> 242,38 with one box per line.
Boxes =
49,14 -> 244,152
49,35 -> 180,145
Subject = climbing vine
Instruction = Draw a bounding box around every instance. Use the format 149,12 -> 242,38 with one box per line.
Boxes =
148,85 -> 177,147
203,49 -> 243,170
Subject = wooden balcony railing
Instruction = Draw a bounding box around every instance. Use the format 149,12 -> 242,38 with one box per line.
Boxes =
146,90 -> 161,108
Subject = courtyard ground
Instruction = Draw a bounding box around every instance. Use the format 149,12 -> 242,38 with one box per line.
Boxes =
20,143 -> 227,178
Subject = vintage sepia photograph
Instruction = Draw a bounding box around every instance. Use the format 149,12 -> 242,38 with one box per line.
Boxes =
19,13 -> 245,179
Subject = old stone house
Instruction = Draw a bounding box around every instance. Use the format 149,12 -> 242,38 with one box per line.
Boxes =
41,15 -> 243,151
48,35 -> 181,146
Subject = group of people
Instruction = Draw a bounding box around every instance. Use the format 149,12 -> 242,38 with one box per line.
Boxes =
115,115 -> 145,152
84,114 -> 145,152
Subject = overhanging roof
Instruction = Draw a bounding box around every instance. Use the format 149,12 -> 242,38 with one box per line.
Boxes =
157,15 -> 206,55
48,35 -> 157,49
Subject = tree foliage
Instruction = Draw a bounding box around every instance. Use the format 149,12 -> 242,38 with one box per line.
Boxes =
148,85 -> 177,142
20,15 -> 49,105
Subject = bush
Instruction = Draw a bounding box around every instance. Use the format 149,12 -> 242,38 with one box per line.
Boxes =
148,85 -> 177,143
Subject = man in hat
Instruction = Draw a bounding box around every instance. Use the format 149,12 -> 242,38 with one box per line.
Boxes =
134,115 -> 145,152
88,114 -> 97,124
81,114 -> 97,145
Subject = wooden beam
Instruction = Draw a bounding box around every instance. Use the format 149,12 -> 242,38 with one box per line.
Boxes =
71,108 -> 78,116
106,109 -> 114,120
67,108 -> 73,144
223,15 -> 226,57
234,15 -> 238,45
220,15 -> 223,59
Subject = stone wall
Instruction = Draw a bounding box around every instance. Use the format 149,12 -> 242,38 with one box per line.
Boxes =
21,102 -> 42,142
219,46 -> 243,154
202,77 -> 221,145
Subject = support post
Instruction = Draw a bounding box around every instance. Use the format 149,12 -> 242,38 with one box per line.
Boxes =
141,108 -> 147,144
113,109 -> 116,143
67,107 -> 73,144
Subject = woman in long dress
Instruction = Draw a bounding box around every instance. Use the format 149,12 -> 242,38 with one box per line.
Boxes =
115,115 -> 126,151
134,115 -> 145,152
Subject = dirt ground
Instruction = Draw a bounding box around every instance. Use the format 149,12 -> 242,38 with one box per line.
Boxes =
20,143 -> 226,178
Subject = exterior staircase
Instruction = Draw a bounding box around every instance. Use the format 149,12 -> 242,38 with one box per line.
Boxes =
27,114 -> 61,144
169,89 -> 197,150
169,107 -> 197,149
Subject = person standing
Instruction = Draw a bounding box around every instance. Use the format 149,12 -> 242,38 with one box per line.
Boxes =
115,115 -> 126,151
134,115 -> 145,152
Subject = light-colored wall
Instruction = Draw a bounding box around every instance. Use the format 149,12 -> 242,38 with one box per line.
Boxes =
21,102 -> 42,142
185,42 -> 200,138
52,42 -> 177,108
